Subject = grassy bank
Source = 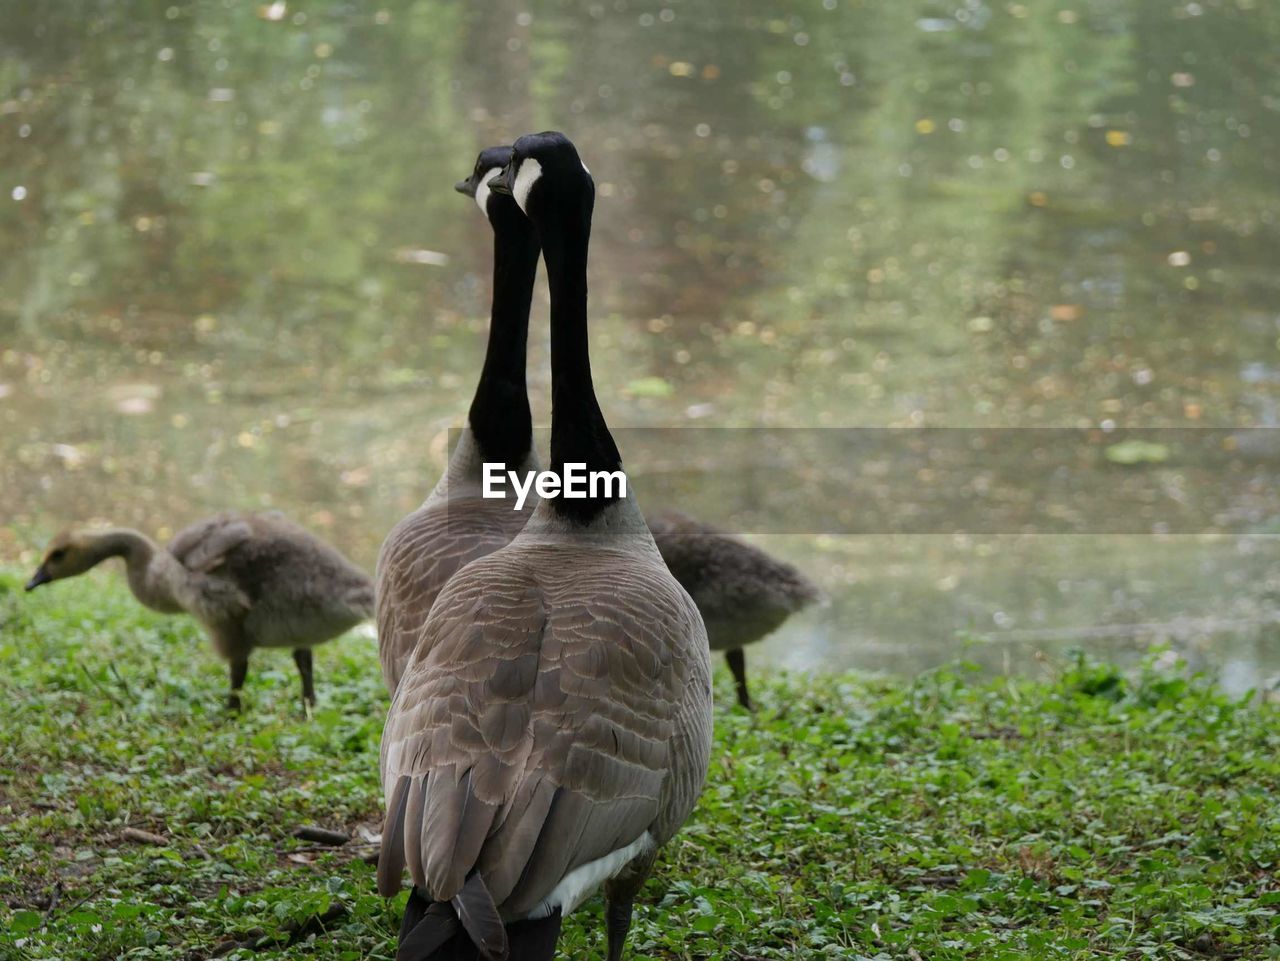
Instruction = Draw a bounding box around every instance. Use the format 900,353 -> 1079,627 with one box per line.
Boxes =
1,572 -> 1276,960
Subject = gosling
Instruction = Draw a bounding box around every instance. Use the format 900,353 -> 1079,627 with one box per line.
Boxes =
649,510 -> 823,710
25,512 -> 374,713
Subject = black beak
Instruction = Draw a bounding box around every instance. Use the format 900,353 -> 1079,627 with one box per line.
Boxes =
489,163 -> 515,197
25,566 -> 51,591
455,177 -> 476,197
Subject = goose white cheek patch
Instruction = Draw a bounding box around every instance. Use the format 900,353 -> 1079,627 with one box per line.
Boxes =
512,158 -> 543,213
474,168 -> 499,216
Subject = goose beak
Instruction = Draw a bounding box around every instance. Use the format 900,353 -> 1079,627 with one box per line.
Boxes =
454,178 -> 476,197
25,566 -> 51,591
489,164 -> 515,197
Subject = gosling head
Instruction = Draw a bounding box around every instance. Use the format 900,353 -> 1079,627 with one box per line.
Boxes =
488,131 -> 594,222
26,531 -> 98,591
454,145 -> 517,221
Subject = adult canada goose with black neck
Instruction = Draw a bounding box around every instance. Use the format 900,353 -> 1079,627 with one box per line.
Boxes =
25,512 -> 373,713
374,146 -> 801,718
378,132 -> 713,961
375,145 -> 541,696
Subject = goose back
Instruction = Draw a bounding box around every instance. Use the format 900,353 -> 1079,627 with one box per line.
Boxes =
380,507 -> 711,919
376,434 -> 538,693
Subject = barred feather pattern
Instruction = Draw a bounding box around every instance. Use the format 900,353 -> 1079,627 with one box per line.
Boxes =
376,490 -> 534,694
378,530 -> 712,923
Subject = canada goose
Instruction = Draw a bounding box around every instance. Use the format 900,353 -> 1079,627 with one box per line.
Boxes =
648,510 -> 823,711
25,512 -> 373,713
378,132 -> 712,961
379,148 -> 807,718
376,145 -> 541,696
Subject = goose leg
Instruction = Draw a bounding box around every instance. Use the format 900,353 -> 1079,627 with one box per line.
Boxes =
726,648 -> 753,711
293,648 -> 316,717
604,898 -> 632,961
227,657 -> 249,712
604,848 -> 655,961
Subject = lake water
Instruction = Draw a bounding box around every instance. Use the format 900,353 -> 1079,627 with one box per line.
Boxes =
3,0 -> 1279,693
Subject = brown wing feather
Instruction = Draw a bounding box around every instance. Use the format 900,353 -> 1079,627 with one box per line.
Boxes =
377,775 -> 411,897
376,495 -> 530,694
379,541 -> 709,917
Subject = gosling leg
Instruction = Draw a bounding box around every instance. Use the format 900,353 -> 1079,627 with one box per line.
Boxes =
726,648 -> 753,711
293,648 -> 316,717
227,657 -> 249,713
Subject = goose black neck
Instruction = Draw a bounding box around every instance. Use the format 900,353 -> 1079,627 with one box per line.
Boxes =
467,207 -> 539,468
541,199 -> 623,524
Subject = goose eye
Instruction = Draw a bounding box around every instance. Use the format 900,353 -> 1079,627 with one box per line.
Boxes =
48,548 -> 66,562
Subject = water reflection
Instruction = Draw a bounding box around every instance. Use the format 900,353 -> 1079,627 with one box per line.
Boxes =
2,0 -> 1278,687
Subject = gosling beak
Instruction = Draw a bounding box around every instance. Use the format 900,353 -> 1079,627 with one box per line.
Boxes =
489,163 -> 515,197
454,177 -> 476,197
25,566 -> 51,591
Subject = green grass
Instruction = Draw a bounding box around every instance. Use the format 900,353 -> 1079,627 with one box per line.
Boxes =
1,571 -> 1277,961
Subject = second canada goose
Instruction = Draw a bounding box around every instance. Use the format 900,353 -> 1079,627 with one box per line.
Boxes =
378,132 -> 712,961
648,511 -> 823,710
376,145 -> 541,696
25,512 -> 373,712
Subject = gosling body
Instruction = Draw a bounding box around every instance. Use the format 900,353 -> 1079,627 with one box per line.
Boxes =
26,512 -> 373,711
648,510 -> 822,710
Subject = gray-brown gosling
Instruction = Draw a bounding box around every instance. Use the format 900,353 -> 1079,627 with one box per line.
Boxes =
648,510 -> 823,711
379,132 -> 711,961
25,512 -> 374,713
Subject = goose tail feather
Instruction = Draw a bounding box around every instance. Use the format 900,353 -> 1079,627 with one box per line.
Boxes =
397,893 -> 459,960
396,886 -> 561,961
451,873 -> 507,960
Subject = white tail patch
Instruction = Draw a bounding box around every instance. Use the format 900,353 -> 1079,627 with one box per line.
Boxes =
474,168 -> 500,216
526,832 -> 654,920
513,158 -> 543,213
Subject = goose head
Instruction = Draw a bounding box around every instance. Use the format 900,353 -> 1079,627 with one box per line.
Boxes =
454,145 -> 518,221
26,531 -> 96,590
489,131 -> 593,222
